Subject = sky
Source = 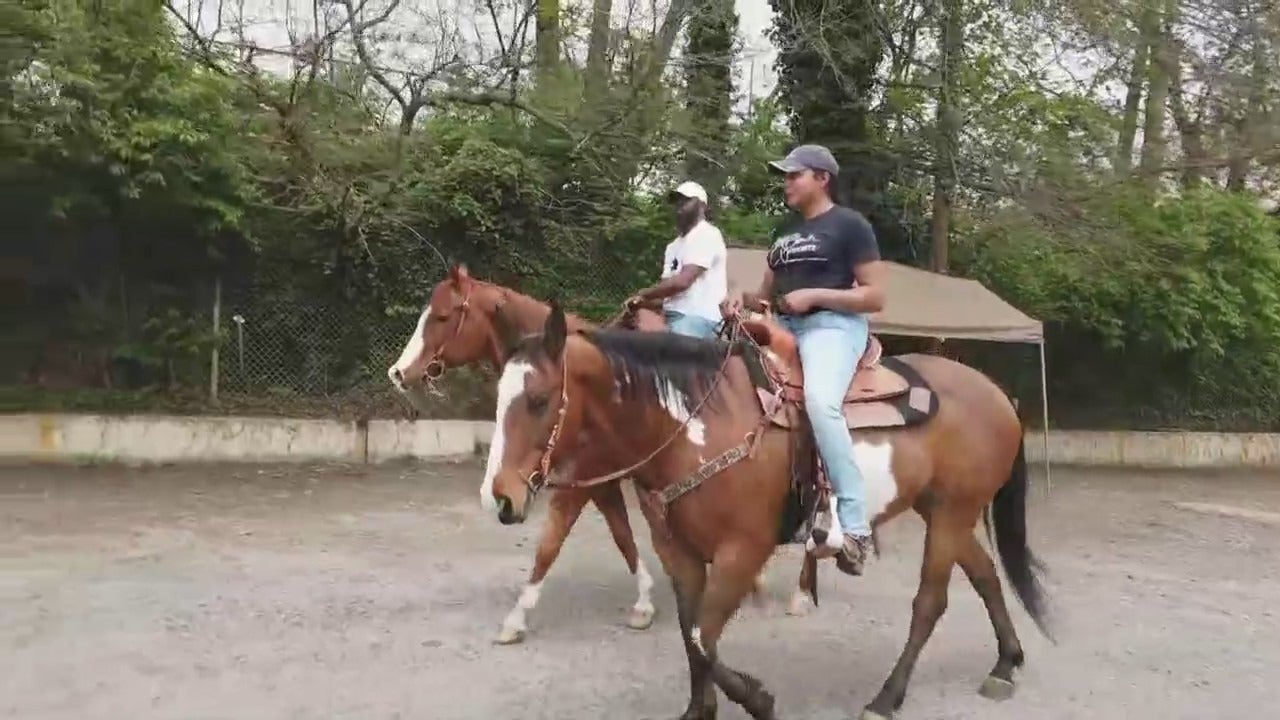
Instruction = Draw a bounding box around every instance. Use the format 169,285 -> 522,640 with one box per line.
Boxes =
178,0 -> 783,104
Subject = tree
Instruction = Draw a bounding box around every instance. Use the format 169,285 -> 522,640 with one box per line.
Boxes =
682,0 -> 739,203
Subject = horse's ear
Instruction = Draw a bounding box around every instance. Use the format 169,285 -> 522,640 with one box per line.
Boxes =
492,303 -> 521,358
543,298 -> 567,358
447,263 -> 471,289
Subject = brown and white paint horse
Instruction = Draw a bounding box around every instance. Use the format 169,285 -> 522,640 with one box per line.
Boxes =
483,302 -> 1053,719
387,266 -> 808,645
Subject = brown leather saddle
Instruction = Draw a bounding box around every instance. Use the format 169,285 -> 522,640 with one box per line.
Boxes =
738,315 -> 937,430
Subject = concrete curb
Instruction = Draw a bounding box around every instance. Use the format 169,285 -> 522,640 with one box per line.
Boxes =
0,413 -> 493,465
0,414 -> 1275,469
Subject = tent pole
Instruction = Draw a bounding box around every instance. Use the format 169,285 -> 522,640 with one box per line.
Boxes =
1038,339 -> 1051,494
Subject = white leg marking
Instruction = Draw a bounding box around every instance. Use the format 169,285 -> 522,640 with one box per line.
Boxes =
825,494 -> 844,549
389,306 -> 430,387
654,378 -> 705,446
480,360 -> 533,511
627,559 -> 656,629
787,586 -> 814,616
853,440 -> 898,525
496,580 -> 542,644
689,625 -> 706,658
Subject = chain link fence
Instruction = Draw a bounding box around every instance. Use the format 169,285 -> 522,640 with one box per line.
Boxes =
208,252 -> 645,420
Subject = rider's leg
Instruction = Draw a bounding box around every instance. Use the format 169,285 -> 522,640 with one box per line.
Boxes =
792,310 -> 873,574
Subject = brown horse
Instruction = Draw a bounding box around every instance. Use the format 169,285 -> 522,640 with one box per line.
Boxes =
386,266 -> 815,645
483,301 -> 1053,720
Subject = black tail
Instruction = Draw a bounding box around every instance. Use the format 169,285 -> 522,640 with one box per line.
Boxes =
989,437 -> 1055,642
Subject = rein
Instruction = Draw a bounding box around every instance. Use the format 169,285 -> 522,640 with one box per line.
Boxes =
526,315 -> 777,515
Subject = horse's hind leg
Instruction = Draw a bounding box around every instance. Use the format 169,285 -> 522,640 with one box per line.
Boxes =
495,488 -> 587,645
786,550 -> 818,616
591,481 -> 656,629
861,516 -> 960,720
957,531 -> 1024,700
696,543 -> 779,720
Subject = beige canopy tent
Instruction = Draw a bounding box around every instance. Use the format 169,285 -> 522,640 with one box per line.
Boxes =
726,246 -> 1051,484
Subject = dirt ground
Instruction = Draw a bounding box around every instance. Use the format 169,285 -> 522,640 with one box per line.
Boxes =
2,459 -> 1278,720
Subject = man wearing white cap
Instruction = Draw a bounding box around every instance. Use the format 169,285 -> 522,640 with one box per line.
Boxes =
625,180 -> 728,339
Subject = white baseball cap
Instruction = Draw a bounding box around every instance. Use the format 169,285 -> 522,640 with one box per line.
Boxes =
669,180 -> 708,204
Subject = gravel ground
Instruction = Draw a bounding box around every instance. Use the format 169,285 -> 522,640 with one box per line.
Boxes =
1,460 -> 1278,720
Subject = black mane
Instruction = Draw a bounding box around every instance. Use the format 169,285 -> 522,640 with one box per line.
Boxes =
513,328 -> 736,414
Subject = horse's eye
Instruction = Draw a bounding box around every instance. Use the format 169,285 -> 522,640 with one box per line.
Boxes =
526,395 -> 549,414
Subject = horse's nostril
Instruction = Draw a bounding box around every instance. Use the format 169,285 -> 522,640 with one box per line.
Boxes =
389,367 -> 404,385
496,495 -> 517,525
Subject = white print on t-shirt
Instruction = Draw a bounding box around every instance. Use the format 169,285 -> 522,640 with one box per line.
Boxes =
767,232 -> 827,267
659,220 -> 728,323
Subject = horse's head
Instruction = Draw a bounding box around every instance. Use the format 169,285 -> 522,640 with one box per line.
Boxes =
387,264 -> 508,398
480,300 -> 605,524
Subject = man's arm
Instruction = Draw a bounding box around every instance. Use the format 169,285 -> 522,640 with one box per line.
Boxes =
814,261 -> 887,314
636,264 -> 707,302
813,212 -> 886,314
639,226 -> 720,302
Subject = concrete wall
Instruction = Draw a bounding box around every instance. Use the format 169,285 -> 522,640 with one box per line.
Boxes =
1,413 -> 1276,469
1024,430 -> 1279,469
0,414 -> 492,465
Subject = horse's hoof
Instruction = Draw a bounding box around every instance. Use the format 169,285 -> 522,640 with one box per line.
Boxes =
785,590 -> 813,617
494,625 -> 526,645
676,707 -> 717,720
859,710 -> 892,720
978,675 -> 1016,701
626,606 -> 655,630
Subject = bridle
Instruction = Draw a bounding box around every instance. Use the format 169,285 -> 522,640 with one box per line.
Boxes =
520,314 -> 753,501
417,284 -> 477,388
521,360 -> 571,502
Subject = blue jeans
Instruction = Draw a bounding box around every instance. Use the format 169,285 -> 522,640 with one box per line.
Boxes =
665,310 -> 720,339
778,310 -> 872,536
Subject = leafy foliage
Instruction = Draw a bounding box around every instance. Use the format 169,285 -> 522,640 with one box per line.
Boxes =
4,0 -> 1279,429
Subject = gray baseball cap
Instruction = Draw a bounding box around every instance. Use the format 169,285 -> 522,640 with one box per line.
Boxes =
768,144 -> 840,176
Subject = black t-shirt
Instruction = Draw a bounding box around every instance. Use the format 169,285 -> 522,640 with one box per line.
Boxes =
766,205 -> 881,301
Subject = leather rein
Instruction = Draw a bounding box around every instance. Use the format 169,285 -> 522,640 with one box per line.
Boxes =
522,313 -> 780,518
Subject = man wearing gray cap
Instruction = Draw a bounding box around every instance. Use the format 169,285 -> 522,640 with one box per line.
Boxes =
627,180 -> 728,339
721,143 -> 888,577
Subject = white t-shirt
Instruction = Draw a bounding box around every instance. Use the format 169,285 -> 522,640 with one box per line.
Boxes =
660,220 -> 728,322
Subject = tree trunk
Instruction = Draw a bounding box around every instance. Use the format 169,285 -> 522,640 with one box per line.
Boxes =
1166,37 -> 1206,189
535,0 -> 560,84
583,0 -> 613,106
683,0 -> 738,203
1137,0 -> 1178,184
930,0 -> 962,275
1115,28 -> 1151,175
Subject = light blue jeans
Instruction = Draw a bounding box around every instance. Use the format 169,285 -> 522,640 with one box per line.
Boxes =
777,310 -> 872,537
665,310 -> 720,339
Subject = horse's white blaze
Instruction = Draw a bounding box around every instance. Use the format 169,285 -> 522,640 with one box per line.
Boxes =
654,379 -> 705,446
481,359 -> 534,511
388,305 -> 431,387
633,559 -> 655,616
500,580 -> 542,637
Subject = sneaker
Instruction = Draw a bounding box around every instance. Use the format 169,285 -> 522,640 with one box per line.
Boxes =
834,533 -> 872,576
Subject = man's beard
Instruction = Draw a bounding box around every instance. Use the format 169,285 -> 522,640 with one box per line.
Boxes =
675,205 -> 701,235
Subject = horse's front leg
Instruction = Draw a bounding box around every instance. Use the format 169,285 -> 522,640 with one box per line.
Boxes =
495,488 -> 588,645
697,541 -> 780,720
589,480 -> 657,630
635,500 -> 717,719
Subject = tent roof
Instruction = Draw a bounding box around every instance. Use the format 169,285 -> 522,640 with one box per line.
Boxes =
725,246 -> 1043,343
